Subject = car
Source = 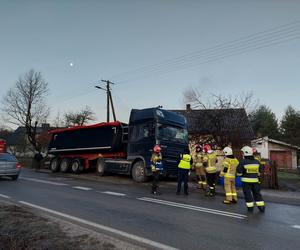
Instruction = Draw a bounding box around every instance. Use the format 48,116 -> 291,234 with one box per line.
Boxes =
0,153 -> 21,180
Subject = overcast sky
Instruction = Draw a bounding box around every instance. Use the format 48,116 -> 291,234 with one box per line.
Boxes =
1,0 -> 300,127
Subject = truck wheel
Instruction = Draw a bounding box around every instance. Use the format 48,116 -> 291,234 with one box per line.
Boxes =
96,159 -> 106,176
132,160 -> 148,183
50,157 -> 60,172
60,158 -> 70,173
71,159 -> 83,174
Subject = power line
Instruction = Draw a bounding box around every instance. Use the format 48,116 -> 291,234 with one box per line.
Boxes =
115,27 -> 300,83
50,20 -> 300,106
109,20 -> 300,83
111,20 -> 300,81
116,31 -> 300,83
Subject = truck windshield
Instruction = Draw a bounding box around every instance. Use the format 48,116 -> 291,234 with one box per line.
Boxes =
157,124 -> 188,144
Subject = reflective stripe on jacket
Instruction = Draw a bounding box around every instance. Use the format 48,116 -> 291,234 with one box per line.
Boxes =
237,158 -> 262,183
178,154 -> 192,169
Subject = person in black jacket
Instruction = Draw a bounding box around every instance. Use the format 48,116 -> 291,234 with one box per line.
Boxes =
237,146 -> 265,213
33,152 -> 43,172
150,145 -> 163,195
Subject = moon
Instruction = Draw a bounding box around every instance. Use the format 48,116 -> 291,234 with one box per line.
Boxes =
69,62 -> 74,67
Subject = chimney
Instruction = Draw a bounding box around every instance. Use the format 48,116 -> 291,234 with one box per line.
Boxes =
186,104 -> 191,111
41,123 -> 50,130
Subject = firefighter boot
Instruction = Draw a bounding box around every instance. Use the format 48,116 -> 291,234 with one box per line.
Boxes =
151,185 -> 157,195
258,206 -> 265,213
156,186 -> 162,195
247,207 -> 254,213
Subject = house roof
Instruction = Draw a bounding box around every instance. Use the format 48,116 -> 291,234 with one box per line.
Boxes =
6,124 -> 59,146
171,108 -> 254,142
252,136 -> 300,150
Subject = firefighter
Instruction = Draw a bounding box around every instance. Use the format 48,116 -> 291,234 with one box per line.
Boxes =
151,145 -> 163,195
203,144 -> 218,197
176,148 -> 192,195
192,145 -> 206,190
215,146 -> 225,173
237,146 -> 265,213
220,147 -> 239,204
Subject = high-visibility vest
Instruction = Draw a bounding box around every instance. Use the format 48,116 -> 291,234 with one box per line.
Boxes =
178,154 -> 192,169
151,153 -> 163,172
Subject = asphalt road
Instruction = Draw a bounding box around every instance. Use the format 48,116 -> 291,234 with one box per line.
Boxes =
1,168 -> 300,250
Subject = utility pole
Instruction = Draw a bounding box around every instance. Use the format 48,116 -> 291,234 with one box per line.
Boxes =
95,80 -> 117,122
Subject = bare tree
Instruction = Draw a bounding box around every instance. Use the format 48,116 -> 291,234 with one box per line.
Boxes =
64,106 -> 95,127
1,69 -> 49,152
52,111 -> 64,128
183,87 -> 258,113
183,87 -> 258,147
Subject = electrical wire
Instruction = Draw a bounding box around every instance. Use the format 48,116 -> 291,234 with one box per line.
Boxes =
108,20 -> 300,83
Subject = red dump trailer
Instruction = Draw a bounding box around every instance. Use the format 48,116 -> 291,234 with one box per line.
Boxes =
48,121 -> 128,173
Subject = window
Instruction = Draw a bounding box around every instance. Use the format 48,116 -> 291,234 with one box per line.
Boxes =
130,124 -> 152,142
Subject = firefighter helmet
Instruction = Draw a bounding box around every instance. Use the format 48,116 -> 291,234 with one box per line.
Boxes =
241,146 -> 253,156
223,147 -> 233,156
203,144 -> 211,153
153,145 -> 161,153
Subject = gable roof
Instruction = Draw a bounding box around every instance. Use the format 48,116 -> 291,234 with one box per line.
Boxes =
252,136 -> 300,150
171,108 -> 254,142
6,124 -> 59,146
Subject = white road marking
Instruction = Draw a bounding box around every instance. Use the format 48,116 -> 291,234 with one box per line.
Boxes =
292,225 -> 300,229
100,191 -> 126,196
73,186 -> 92,191
20,177 -> 68,186
0,194 -> 11,199
19,201 -> 178,250
138,197 -> 247,220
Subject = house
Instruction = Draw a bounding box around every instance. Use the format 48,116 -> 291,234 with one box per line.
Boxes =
172,105 -> 254,153
6,123 -> 54,156
251,136 -> 299,170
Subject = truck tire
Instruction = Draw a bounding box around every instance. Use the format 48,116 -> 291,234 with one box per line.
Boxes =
71,159 -> 83,174
50,157 -> 60,172
132,160 -> 148,183
60,158 -> 70,173
96,159 -> 106,176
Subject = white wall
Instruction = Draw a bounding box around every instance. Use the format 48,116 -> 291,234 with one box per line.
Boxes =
252,138 -> 298,169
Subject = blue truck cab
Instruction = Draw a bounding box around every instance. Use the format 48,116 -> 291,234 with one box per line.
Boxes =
127,108 -> 189,182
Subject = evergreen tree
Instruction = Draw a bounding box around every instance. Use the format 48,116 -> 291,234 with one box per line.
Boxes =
280,105 -> 300,146
249,105 -> 280,139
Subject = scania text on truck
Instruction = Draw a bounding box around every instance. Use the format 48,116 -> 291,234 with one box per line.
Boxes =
48,108 -> 189,182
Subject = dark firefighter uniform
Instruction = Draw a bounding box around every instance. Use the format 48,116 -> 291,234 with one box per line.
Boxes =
177,153 -> 192,195
237,158 -> 265,212
151,151 -> 163,195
